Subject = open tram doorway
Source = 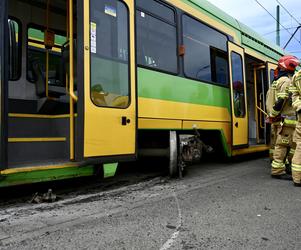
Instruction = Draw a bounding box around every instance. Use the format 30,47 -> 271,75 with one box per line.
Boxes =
7,0 -> 78,166
245,54 -> 269,145
4,0 -> 137,169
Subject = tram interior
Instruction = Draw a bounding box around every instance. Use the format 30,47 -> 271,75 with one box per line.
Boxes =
245,54 -> 269,145
8,0 -> 76,114
7,0 -> 76,166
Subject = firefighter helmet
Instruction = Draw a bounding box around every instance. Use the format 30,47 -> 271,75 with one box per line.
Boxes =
278,55 -> 300,72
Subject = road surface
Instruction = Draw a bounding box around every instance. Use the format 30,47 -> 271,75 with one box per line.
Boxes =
0,157 -> 301,249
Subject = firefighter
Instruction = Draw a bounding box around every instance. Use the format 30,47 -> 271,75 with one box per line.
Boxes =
290,67 -> 301,186
269,55 -> 300,180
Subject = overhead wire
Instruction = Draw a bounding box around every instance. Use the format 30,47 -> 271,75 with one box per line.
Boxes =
263,26 -> 299,36
253,0 -> 301,45
276,0 -> 300,25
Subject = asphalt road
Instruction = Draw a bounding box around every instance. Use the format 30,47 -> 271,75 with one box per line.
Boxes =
1,157 -> 301,250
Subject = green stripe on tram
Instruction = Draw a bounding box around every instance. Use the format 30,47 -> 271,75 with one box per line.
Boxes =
138,68 -> 231,111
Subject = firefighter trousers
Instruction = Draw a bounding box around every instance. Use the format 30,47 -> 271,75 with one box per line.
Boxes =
269,124 -> 277,159
292,121 -> 301,184
271,125 -> 296,176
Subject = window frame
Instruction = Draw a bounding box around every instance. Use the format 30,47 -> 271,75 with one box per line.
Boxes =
269,69 -> 275,85
136,0 -> 179,75
8,16 -> 22,81
26,23 -> 67,84
210,46 -> 229,85
230,51 -> 246,118
89,0 -> 131,109
181,13 -> 230,88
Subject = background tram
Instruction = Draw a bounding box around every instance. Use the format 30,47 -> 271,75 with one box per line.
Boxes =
0,0 -> 285,187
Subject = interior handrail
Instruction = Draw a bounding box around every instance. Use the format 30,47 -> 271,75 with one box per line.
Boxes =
69,0 -> 76,160
256,105 -> 268,117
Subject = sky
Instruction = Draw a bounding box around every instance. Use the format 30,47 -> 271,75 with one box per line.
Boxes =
206,0 -> 301,59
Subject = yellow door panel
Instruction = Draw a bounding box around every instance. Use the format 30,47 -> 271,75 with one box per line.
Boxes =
84,0 -> 136,158
228,42 -> 248,147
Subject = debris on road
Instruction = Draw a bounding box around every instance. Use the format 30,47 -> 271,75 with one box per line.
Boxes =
29,189 -> 57,204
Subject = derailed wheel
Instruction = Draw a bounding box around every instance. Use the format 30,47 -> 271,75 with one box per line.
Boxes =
169,131 -> 178,177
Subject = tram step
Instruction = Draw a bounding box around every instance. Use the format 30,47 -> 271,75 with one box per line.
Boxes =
8,139 -> 69,166
8,115 -> 70,138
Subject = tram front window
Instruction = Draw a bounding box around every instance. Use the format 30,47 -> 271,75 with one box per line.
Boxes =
90,0 -> 130,108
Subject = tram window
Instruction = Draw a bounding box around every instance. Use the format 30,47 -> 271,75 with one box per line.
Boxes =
8,19 -> 21,81
270,69 -> 275,84
211,48 -> 229,85
182,15 -> 229,85
231,52 -> 246,117
27,27 -> 66,86
136,0 -> 175,24
136,8 -> 177,74
90,0 -> 130,108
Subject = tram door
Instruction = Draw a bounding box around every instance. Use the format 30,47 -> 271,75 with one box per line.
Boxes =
253,65 -> 268,144
83,0 -> 136,158
0,0 -> 7,167
228,42 -> 248,147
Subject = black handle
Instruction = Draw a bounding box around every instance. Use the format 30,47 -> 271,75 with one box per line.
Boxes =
235,122 -> 238,128
122,116 -> 131,126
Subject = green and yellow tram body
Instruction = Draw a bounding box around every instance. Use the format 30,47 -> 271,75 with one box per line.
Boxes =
0,0 -> 283,187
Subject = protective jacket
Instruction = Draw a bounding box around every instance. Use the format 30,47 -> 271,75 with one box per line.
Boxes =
290,69 -> 301,184
291,70 -> 301,113
270,72 -> 295,119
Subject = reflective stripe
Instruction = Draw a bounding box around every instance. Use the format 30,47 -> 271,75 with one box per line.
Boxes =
289,86 -> 298,93
284,119 -> 297,125
292,99 -> 301,108
277,92 -> 288,98
272,160 -> 285,169
281,138 -> 290,144
271,109 -> 280,117
289,148 -> 296,155
272,81 -> 278,88
292,164 -> 301,172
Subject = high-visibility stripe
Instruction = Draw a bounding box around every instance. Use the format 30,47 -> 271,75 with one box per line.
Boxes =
284,119 -> 297,125
289,87 -> 298,93
271,109 -> 280,117
293,100 -> 301,108
289,149 -> 296,155
272,160 -> 285,169
292,164 -> 301,172
277,93 -> 288,98
272,80 -> 279,88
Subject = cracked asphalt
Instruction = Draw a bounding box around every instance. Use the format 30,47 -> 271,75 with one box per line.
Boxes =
0,157 -> 301,250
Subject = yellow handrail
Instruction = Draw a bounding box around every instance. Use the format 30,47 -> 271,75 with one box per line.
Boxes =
69,0 -> 77,160
256,105 -> 268,117
253,68 -> 259,143
45,50 -> 49,97
259,93 -> 265,129
45,0 -> 50,98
